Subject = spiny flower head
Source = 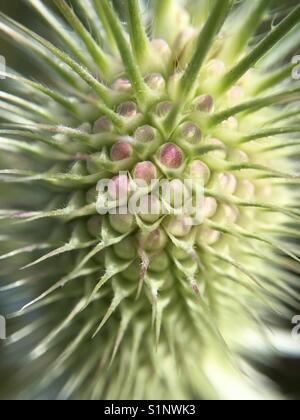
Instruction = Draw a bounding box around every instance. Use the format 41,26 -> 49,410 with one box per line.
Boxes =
0,0 -> 300,400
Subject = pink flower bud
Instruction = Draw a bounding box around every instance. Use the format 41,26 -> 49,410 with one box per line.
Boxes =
207,59 -> 225,76
197,228 -> 220,246
229,149 -> 249,163
144,73 -> 166,91
109,212 -> 135,234
111,78 -> 132,92
224,204 -> 239,223
236,180 -> 255,199
78,122 -> 91,133
139,195 -> 161,223
175,28 -> 196,56
133,161 -> 157,185
180,122 -> 202,144
189,160 -> 211,185
228,85 -> 244,102
203,197 -> 218,219
113,237 -> 136,260
160,143 -> 183,169
134,125 -> 157,143
138,229 -> 167,251
155,101 -> 173,118
193,94 -> 214,113
214,204 -> 239,224
110,141 -> 133,161
165,179 -> 188,208
108,174 -> 130,201
208,138 -> 227,159
217,173 -> 237,195
149,251 -> 169,273
165,216 -> 192,238
93,116 -> 114,133
222,116 -> 238,130
151,39 -> 172,60
117,101 -> 138,117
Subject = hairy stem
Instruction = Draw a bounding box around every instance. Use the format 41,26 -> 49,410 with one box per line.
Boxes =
126,0 -> 149,64
220,4 -> 300,92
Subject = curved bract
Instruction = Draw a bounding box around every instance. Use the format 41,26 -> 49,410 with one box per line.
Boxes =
0,0 -> 300,400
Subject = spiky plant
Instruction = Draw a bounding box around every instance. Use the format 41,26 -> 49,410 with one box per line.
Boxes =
0,0 -> 300,400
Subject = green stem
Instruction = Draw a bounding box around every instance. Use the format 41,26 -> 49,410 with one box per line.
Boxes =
259,25 -> 300,70
263,139 -> 300,152
220,4 -> 300,92
227,162 -> 298,180
240,126 -> 300,143
0,92 -> 57,122
163,103 -> 183,136
223,0 -> 272,63
0,130 -> 68,151
210,85 -> 300,125
266,108 -> 300,125
164,0 -> 233,133
75,0 -> 103,44
0,71 -> 79,116
28,0 -> 91,68
0,13 -> 113,104
127,0 -> 149,64
93,0 -> 118,53
205,189 -> 300,220
252,63 -> 294,94
99,0 -> 148,106
93,102 -> 124,129
53,0 -> 109,74
0,15 -> 80,87
179,0 -> 233,99
153,0 -> 173,38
